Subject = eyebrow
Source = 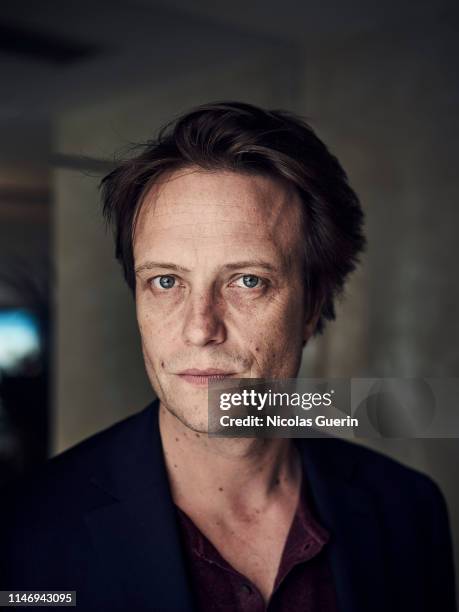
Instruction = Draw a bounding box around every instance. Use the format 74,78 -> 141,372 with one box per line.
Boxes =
134,260 -> 280,275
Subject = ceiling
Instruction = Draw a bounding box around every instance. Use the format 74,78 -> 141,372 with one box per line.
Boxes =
0,0 -> 456,163
150,0 -> 455,43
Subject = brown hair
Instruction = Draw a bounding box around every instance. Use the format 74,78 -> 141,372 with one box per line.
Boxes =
100,101 -> 366,335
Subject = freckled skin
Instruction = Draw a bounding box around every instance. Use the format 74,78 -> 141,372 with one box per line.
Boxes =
133,167 -> 319,433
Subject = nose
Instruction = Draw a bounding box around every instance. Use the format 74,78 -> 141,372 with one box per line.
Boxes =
181,286 -> 227,347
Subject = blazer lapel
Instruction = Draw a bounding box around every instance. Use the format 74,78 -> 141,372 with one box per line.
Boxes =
84,399 -> 196,612
83,400 -> 389,612
297,437 -> 390,612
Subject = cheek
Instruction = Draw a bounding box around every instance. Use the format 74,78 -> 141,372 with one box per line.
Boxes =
245,296 -> 303,353
137,308 -> 168,360
137,295 -> 173,336
249,293 -> 302,336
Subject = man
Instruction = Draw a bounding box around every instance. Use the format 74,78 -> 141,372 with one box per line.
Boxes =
1,102 -> 456,611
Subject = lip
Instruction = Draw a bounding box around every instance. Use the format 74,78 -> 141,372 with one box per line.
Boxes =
178,368 -> 234,375
177,369 -> 236,387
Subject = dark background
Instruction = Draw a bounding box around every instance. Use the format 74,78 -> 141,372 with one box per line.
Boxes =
0,0 -> 458,588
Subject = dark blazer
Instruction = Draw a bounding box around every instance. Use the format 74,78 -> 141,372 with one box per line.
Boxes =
0,398 -> 456,611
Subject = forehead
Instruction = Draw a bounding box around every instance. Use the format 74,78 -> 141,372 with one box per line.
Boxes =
133,168 -> 304,265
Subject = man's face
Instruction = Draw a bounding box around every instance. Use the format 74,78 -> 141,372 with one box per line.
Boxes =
133,167 -> 316,432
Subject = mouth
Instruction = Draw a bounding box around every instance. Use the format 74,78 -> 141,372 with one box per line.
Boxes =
176,369 -> 236,387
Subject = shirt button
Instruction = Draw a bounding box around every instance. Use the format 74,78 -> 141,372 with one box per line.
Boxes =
241,583 -> 252,595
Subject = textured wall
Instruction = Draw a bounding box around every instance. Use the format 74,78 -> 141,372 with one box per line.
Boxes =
298,13 -> 459,582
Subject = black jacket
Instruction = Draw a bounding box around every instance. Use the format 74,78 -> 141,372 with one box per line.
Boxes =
0,398 -> 456,611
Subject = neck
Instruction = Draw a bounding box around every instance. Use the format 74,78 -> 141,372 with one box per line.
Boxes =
158,400 -> 302,517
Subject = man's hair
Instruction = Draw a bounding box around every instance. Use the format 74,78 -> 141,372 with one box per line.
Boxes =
100,101 -> 366,335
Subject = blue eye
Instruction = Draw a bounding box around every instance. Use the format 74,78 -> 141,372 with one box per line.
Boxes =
152,275 -> 176,289
237,275 -> 262,289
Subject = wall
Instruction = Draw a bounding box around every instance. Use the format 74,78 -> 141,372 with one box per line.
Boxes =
298,12 -> 459,579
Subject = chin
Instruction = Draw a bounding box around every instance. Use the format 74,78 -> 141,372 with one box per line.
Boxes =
163,396 -> 210,433
179,414 -> 209,434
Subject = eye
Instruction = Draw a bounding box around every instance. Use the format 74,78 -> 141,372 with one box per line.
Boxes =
151,275 -> 176,290
233,275 -> 264,289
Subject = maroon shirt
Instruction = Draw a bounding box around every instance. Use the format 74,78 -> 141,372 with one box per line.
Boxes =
174,473 -> 338,612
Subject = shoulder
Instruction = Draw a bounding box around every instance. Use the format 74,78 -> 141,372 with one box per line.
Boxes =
325,439 -> 456,607
1,401 -> 157,526
300,435 -> 447,512
344,438 -> 443,498
0,401 -> 160,589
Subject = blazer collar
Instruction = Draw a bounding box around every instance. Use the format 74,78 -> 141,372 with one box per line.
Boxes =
84,399 -> 197,611
86,399 -> 389,612
296,436 -> 390,612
